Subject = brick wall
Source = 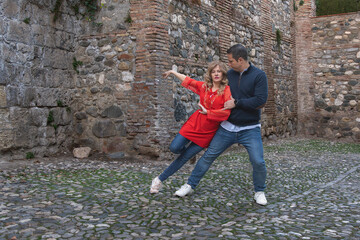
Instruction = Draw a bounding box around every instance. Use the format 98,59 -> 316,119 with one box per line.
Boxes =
295,0 -> 360,141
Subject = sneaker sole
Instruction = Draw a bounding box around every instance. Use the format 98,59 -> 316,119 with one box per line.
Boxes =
150,189 -> 159,194
174,190 -> 193,197
254,199 -> 267,205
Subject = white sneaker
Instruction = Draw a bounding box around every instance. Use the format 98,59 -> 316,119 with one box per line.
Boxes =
150,176 -> 162,194
174,184 -> 193,197
254,191 -> 267,205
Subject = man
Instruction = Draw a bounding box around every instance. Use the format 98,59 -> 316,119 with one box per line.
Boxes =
174,43 -> 268,205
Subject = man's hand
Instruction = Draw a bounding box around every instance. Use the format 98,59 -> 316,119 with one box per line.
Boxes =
256,103 -> 266,109
198,102 -> 207,114
223,97 -> 236,110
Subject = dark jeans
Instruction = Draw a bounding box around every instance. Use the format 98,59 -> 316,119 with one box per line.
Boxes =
159,134 -> 203,182
187,126 -> 267,191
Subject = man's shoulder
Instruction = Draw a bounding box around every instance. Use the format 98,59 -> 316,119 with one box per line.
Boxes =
248,65 -> 267,81
227,69 -> 237,75
249,64 -> 265,74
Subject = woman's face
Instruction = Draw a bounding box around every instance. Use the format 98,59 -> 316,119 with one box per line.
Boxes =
211,65 -> 223,83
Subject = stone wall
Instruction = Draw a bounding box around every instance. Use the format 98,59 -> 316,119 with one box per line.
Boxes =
72,0 -> 133,155
166,0 -> 298,145
295,0 -> 360,141
1,0 -> 299,160
0,0 -> 80,158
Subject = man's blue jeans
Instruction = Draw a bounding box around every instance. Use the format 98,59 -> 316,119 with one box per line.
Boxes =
187,126 -> 267,192
159,134 -> 203,182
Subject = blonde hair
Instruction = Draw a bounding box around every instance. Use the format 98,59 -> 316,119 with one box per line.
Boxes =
203,61 -> 228,95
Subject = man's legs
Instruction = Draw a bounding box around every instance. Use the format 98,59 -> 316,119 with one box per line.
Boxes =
187,126 -> 235,189
238,127 -> 267,195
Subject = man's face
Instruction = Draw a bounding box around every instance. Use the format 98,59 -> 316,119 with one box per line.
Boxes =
227,53 -> 243,72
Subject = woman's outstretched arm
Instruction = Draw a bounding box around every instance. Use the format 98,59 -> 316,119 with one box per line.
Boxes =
163,70 -> 186,83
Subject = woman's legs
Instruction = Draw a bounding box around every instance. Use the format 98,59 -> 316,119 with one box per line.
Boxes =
159,134 -> 203,182
187,126 -> 235,189
169,133 -> 190,154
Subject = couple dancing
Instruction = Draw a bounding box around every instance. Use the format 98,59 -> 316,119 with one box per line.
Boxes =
150,44 -> 268,205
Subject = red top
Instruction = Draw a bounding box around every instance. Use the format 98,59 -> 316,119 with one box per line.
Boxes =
179,77 -> 232,148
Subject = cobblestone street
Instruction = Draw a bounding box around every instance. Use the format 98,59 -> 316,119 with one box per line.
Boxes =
1,139 -> 359,239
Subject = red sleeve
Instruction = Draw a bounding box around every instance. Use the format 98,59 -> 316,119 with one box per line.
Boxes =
207,86 -> 232,122
181,76 -> 204,95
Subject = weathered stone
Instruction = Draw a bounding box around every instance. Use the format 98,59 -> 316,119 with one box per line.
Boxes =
102,87 -> 112,93
74,123 -> 84,135
73,147 -> 92,159
0,86 -> 6,107
79,41 -> 91,47
122,72 -> 133,82
6,87 -> 19,107
75,112 -> 87,120
29,108 -> 48,127
53,108 -> 72,125
117,54 -> 133,60
118,62 -> 129,70
174,100 -> 187,122
86,107 -> 98,117
90,87 -> 100,94
101,106 -> 123,118
107,152 -> 125,159
92,120 -> 116,138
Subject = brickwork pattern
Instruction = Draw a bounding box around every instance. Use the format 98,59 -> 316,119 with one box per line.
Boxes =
295,0 -> 360,141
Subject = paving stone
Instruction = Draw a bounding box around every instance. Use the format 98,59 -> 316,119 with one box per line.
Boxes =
0,139 -> 359,239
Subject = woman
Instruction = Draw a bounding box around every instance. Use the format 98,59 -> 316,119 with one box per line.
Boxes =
150,61 -> 232,196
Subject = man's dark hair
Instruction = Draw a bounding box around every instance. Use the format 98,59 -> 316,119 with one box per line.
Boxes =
227,44 -> 248,61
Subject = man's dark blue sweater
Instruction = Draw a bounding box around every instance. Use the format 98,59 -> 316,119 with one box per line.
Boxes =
227,63 -> 268,127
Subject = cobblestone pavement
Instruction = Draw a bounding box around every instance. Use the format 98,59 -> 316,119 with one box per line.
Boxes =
1,139 -> 359,239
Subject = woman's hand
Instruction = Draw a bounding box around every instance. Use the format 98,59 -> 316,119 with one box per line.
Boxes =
198,102 -> 207,114
162,70 -> 186,82
162,70 -> 173,78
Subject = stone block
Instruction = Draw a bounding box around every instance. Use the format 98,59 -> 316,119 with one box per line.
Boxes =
31,67 -> 47,87
14,125 -> 38,148
0,18 -> 5,36
118,62 -> 129,70
43,48 -> 71,69
0,86 -> 6,107
92,120 -> 116,138
38,126 -> 54,146
36,88 -> 59,107
101,105 -> 123,118
86,107 -> 98,117
50,107 -> 72,126
20,87 -> 37,107
3,0 -> 20,18
75,112 -> 87,120
29,107 -> 48,127
6,86 -> 19,107
74,123 -> 84,135
7,20 -> 31,43
55,31 -> 75,51
73,147 -> 92,159
107,152 -> 125,159
122,71 -> 134,82
0,129 -> 14,150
